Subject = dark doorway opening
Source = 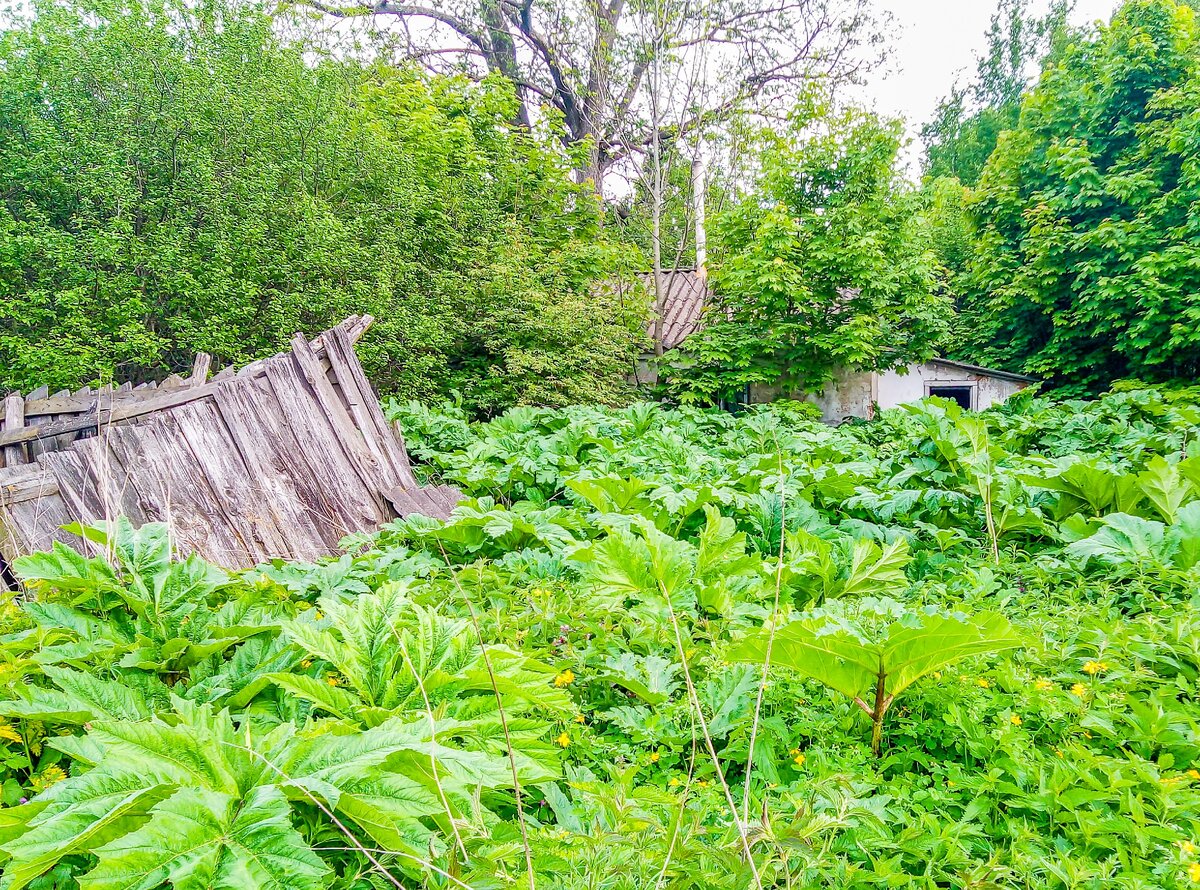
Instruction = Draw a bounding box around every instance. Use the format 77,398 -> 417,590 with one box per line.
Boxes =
928,386 -> 974,410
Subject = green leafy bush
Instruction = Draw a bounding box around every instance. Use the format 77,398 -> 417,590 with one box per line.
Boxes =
1,387 -> 1200,887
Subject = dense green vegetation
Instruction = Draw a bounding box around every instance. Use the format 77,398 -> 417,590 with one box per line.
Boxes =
4,0 -> 1200,405
2,387 -> 1200,887
0,0 -> 642,413
958,0 -> 1200,389
928,0 -> 1200,392
667,108 -> 950,404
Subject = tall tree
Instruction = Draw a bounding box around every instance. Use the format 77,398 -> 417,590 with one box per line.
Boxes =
922,0 -> 1074,186
667,106 -> 951,404
960,0 -> 1200,390
0,0 -> 643,412
297,0 -> 887,185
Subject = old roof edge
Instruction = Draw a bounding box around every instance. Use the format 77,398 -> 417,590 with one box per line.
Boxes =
929,357 -> 1039,383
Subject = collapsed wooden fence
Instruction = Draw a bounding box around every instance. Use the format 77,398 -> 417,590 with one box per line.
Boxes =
0,316 -> 459,583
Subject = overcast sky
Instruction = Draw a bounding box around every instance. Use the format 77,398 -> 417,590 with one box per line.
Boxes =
859,0 -> 1119,168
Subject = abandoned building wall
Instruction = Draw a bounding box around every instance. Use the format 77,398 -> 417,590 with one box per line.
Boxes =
874,361 -> 1027,412
802,361 -> 1030,423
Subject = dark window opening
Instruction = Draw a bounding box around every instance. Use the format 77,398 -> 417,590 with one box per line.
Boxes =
719,385 -> 752,413
928,386 -> 974,410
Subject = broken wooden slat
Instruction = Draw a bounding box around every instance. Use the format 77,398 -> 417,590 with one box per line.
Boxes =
2,394 -> 27,469
191,353 -> 212,386
263,354 -> 388,531
212,377 -> 334,561
323,325 -> 421,491
169,400 -> 292,564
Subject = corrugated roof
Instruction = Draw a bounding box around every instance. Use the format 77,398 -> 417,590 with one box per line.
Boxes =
639,269 -> 710,351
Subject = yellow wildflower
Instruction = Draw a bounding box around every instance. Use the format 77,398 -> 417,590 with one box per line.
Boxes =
326,676 -> 339,686
1071,683 -> 1088,697
1181,840 -> 1197,856
553,670 -> 575,688
1189,861 -> 1200,882
789,748 -> 800,756
697,780 -> 710,787
31,766 -> 66,792
556,732 -> 571,748
976,678 -> 990,689
1010,714 -> 1022,726
650,752 -> 660,763
300,659 -> 312,669
793,753 -> 806,767
668,777 -> 681,787
1054,748 -> 1064,757
0,721 -> 22,745
1034,678 -> 1054,691
574,714 -> 586,724
1082,660 -> 1108,676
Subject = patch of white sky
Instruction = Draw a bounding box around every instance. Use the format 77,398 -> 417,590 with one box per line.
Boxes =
857,0 -> 1119,174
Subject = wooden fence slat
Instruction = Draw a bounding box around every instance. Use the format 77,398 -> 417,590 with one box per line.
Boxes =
39,448 -> 105,529
213,377 -> 333,561
288,334 -> 394,502
0,316 -> 458,572
2,394 -> 27,469
73,436 -> 144,525
170,400 -> 291,564
191,353 -> 212,386
263,355 -> 388,531
323,326 -> 420,490
141,412 -> 254,567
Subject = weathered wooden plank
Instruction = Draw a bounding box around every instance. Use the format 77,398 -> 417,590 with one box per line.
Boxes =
0,379 -> 226,447
7,488 -> 77,556
213,376 -> 334,561
169,400 -> 292,563
136,413 -> 253,567
2,394 -> 27,469
0,502 -> 32,562
263,355 -> 389,531
26,386 -> 49,401
288,333 -> 393,507
39,447 -> 108,530
191,353 -> 212,386
323,325 -> 420,490
73,435 -> 144,525
0,475 -> 60,507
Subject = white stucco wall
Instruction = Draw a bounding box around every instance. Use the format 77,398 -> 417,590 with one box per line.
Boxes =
805,361 -> 1028,423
